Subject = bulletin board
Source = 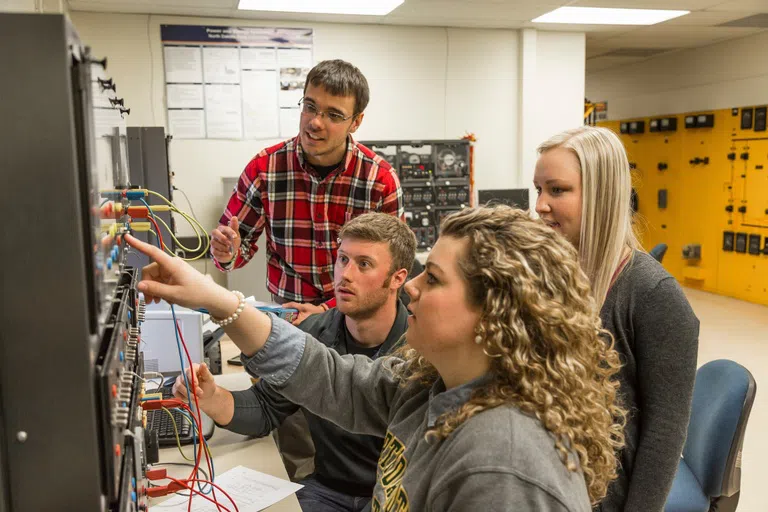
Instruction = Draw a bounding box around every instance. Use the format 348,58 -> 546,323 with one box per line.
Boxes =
161,25 -> 313,140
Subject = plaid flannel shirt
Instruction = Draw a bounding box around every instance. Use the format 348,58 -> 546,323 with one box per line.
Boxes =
216,135 -> 404,303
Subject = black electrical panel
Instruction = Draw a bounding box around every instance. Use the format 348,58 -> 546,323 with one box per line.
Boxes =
650,117 -> 677,132
628,121 -> 645,134
723,231 -> 735,251
741,108 -> 754,130
748,234 -> 762,255
403,183 -> 435,208
398,144 -> 434,181
370,144 -> 398,168
363,139 -> 472,251
658,189 -> 668,209
404,209 -> 437,250
434,178 -> 470,207
754,106 -> 766,132
685,113 -> 715,129
434,142 -> 469,178
620,122 -> 629,134
735,232 -> 748,253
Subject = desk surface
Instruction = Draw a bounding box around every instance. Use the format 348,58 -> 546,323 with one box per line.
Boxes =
150,366 -> 300,511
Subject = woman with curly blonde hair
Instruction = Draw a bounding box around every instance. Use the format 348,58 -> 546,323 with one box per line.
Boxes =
124,205 -> 626,511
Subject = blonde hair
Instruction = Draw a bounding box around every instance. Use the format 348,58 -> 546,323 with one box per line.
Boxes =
393,206 -> 626,505
537,126 -> 640,306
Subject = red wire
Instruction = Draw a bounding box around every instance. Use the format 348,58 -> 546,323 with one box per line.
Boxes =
146,216 -> 165,252
166,477 -> 240,512
176,321 -> 223,512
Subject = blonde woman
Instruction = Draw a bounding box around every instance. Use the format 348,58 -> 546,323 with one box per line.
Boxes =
126,206 -> 625,511
534,126 -> 699,512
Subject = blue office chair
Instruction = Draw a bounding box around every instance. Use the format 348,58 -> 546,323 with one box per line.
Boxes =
650,243 -> 668,263
665,360 -> 757,512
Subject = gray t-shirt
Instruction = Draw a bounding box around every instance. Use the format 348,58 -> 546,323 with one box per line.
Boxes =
598,251 -> 699,512
244,315 -> 592,512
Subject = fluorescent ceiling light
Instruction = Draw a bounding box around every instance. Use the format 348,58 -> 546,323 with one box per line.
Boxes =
238,0 -> 404,16
532,7 -> 689,25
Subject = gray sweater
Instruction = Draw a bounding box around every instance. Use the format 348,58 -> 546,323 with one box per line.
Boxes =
243,315 -> 592,512
598,251 -> 699,511
224,302 -> 409,496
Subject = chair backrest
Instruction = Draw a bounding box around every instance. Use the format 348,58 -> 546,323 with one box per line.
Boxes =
683,359 -> 756,498
650,243 -> 668,263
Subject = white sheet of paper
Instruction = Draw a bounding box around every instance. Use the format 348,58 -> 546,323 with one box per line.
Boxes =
241,47 -> 277,70
205,84 -> 243,139
279,108 -> 300,138
242,70 -> 279,139
203,47 -> 240,84
277,48 -> 312,69
154,465 -> 302,512
166,84 -> 204,109
164,46 -> 203,83
167,110 -> 205,139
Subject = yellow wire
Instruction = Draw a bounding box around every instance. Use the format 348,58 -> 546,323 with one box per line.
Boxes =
143,189 -> 211,261
162,407 -> 193,461
161,407 -> 212,462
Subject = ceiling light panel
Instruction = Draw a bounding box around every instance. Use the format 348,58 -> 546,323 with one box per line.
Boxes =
238,0 -> 405,16
532,7 -> 689,25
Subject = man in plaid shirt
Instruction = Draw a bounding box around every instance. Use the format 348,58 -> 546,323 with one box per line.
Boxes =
211,60 -> 404,324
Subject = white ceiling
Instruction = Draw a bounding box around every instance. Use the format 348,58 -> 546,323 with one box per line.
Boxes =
65,0 -> 768,72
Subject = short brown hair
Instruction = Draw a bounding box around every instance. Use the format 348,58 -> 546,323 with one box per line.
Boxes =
340,213 -> 416,276
304,60 -> 370,114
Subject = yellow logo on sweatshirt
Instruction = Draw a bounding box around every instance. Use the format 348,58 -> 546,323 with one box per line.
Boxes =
371,430 -> 409,512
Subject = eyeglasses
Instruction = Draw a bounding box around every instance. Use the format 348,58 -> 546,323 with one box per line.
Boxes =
298,98 -> 355,124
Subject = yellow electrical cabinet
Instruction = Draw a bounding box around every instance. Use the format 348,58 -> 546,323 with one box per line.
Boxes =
600,106 -> 768,307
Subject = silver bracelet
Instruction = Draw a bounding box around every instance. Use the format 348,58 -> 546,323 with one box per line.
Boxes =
210,291 -> 246,326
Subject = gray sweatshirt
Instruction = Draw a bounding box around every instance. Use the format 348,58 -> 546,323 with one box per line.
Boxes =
243,315 -> 592,512
598,251 -> 699,512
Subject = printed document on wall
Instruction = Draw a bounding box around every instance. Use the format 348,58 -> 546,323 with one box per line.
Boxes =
164,46 -> 203,83
168,110 -> 205,139
161,25 -> 313,140
205,84 -> 243,139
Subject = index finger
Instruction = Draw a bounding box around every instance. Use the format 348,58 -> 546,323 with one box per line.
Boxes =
125,233 -> 175,266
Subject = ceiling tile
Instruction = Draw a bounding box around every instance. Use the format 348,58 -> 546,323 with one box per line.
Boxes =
597,24 -> 763,48
570,0 -> 724,10
586,55 -> 647,73
659,10 -> 761,25
706,0 -> 768,11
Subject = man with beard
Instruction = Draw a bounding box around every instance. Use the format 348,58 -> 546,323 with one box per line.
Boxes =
173,213 -> 416,512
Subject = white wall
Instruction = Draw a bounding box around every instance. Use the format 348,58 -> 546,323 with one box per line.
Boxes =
519,29 -> 585,209
69,12 -> 584,249
586,30 -> 768,120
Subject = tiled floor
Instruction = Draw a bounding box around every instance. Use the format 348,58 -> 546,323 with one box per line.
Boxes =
683,287 -> 767,512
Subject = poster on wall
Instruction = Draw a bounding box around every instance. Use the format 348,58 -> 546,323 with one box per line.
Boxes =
161,25 -> 313,140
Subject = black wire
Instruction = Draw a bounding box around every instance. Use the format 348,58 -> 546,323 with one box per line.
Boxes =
149,462 -> 210,496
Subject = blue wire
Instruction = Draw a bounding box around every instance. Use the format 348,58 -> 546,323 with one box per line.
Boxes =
176,408 -> 215,491
139,196 -> 210,494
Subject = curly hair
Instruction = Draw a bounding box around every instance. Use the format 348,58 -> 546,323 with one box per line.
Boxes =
393,205 -> 626,504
